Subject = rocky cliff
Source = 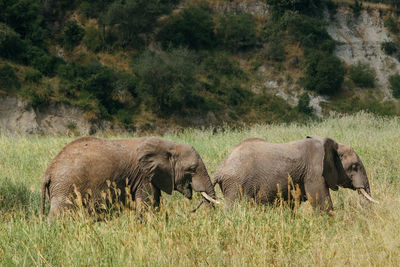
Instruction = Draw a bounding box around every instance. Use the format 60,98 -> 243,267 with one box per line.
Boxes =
327,7 -> 400,97
0,96 -> 105,135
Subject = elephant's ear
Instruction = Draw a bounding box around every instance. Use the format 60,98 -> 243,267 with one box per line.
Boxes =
136,138 -> 175,195
307,136 -> 346,191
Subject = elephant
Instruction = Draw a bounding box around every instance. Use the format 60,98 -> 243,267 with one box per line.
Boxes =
213,136 -> 378,212
41,136 -> 218,220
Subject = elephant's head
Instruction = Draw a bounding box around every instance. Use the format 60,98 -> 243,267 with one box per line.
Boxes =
307,136 -> 378,204
137,138 -> 218,207
337,144 -> 378,203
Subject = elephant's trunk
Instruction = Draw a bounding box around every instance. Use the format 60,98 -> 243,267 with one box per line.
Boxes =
357,188 -> 379,204
191,159 -> 219,212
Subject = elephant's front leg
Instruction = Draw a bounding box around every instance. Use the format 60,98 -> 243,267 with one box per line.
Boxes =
135,182 -> 161,217
304,180 -> 334,213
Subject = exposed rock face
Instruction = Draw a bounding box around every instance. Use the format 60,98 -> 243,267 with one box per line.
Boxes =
0,96 -> 40,134
308,95 -> 327,118
326,8 -> 400,97
0,96 -> 105,135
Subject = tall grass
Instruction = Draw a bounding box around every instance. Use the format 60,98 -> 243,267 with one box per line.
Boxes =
1,112 -> 400,266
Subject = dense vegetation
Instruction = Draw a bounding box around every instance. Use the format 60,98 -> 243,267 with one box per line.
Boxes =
1,113 -> 400,265
0,0 -> 400,130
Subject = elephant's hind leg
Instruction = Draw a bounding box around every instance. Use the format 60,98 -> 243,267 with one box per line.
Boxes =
48,197 -> 73,222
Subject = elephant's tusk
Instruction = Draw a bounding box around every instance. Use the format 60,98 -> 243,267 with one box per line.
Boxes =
201,192 -> 221,204
358,188 -> 379,204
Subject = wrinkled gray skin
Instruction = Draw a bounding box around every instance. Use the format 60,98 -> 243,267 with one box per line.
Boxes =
214,136 -> 374,212
41,137 -> 216,220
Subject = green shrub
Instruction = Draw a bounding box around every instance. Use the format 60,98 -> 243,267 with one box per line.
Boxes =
0,23 -> 26,61
103,0 -> 179,48
24,69 -> 42,83
297,93 -> 313,115
25,46 -> 63,76
0,0 -> 47,46
82,67 -> 121,115
303,51 -> 345,95
79,0 -> 113,19
384,16 -> 398,34
349,62 -> 376,88
282,12 -> 335,53
156,3 -> 215,50
331,95 -> 397,116
61,21 -> 85,50
261,39 -> 286,62
117,109 -> 133,129
325,0 -> 338,15
266,0 -> 322,17
389,73 -> 400,98
19,84 -> 52,108
57,61 -> 127,117
0,64 -> 20,92
381,41 -> 398,56
216,12 -> 257,52
132,49 -> 204,114
201,53 -> 244,77
350,0 -> 362,17
82,26 -> 102,52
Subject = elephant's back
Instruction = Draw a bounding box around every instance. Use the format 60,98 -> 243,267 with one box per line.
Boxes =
215,138 -> 304,201
45,137 -> 132,198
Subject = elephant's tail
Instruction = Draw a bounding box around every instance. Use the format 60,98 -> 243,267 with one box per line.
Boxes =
41,174 -> 51,215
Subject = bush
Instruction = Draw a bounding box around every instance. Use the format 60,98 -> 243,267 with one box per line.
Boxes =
216,12 -> 258,52
297,93 -> 313,114
384,16 -> 398,34
266,0 -> 322,17
0,0 -> 46,45
0,64 -> 20,92
201,53 -> 244,77
389,73 -> 400,98
24,69 -> 42,83
57,61 -> 125,117
117,109 -> 133,129
132,49 -> 204,114
103,0 -> 179,48
303,51 -> 345,95
261,39 -> 286,62
282,12 -> 335,53
350,0 -> 362,17
349,62 -> 376,88
381,41 -> 398,56
0,23 -> 26,61
79,0 -> 113,19
25,46 -> 63,76
82,67 -> 120,114
19,83 -> 52,108
156,3 -> 215,50
82,26 -> 102,52
61,21 -> 85,50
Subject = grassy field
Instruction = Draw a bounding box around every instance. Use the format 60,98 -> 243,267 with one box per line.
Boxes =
1,112 -> 400,266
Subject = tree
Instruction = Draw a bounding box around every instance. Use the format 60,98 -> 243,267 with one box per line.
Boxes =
156,3 -> 215,50
303,51 -> 345,95
265,0 -> 322,17
103,0 -> 179,47
61,21 -> 84,50
132,49 -> 204,114
216,12 -> 258,52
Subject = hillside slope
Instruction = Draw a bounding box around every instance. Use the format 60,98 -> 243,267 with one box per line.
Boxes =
1,0 -> 400,134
